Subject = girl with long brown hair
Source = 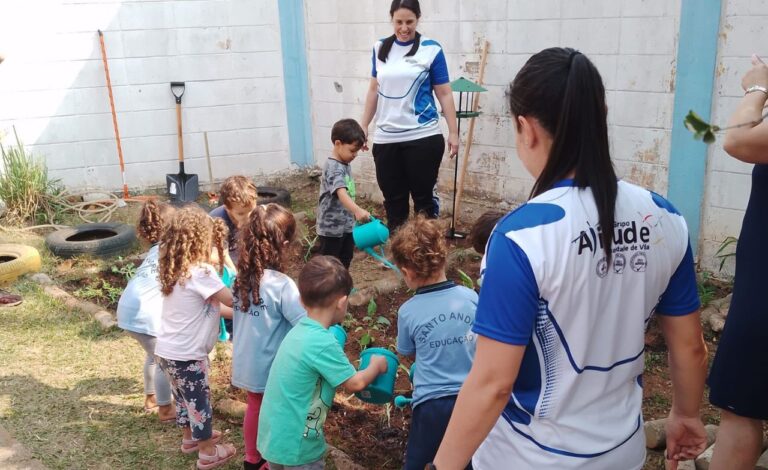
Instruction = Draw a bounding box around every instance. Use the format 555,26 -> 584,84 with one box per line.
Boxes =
154,206 -> 237,470
231,203 -> 305,470
116,199 -> 176,422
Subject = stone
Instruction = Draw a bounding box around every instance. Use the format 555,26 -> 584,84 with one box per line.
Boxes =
348,287 -> 374,307
644,418 -> 667,449
29,273 -> 53,285
704,424 -> 718,448
327,445 -> 365,470
756,448 -> 768,470
709,293 -> 731,311
677,460 -> 696,470
215,398 -> 246,419
708,314 -> 726,333
694,443 -> 715,470
699,306 -> 719,324
373,275 -> 401,295
94,310 -> 117,330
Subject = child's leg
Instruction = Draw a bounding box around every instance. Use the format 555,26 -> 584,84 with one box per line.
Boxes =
156,357 -> 190,428
318,236 -> 343,264
404,395 -> 470,470
127,331 -> 159,408
243,391 -> 264,464
339,233 -> 354,269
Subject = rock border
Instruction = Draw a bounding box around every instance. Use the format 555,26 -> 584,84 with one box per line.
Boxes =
29,273 -> 117,330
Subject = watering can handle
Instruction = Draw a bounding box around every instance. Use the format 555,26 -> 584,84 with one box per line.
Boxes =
218,316 -> 230,342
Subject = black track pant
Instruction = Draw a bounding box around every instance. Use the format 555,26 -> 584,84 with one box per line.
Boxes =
372,133 -> 444,231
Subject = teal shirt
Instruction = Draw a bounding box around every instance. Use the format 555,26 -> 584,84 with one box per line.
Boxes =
258,317 -> 356,466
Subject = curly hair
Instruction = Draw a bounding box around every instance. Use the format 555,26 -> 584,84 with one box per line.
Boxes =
219,175 -> 258,208
469,210 -> 505,255
136,199 -> 176,244
234,203 -> 296,310
158,206 -> 228,296
390,215 -> 447,280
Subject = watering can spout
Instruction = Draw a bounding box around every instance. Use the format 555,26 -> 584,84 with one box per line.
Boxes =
353,217 -> 400,274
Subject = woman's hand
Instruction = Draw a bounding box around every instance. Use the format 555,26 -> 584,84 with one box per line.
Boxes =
741,54 -> 768,91
447,132 -> 459,158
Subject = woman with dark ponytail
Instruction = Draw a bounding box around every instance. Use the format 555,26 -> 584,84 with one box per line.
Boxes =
431,48 -> 707,469
361,0 -> 458,231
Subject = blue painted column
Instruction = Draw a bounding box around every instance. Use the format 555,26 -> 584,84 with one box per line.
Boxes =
667,0 -> 722,254
278,0 -> 314,167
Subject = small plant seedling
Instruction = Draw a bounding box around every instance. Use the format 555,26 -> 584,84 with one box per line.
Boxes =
367,298 -> 377,317
697,272 -> 716,307
376,316 -> 391,327
342,312 -> 356,330
714,236 -> 738,272
302,234 -> 319,262
684,109 -> 768,144
382,402 -> 392,428
457,269 -> 475,290
359,330 -> 372,350
111,257 -> 137,281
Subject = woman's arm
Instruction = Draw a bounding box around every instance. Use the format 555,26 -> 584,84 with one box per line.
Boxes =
723,55 -> 768,163
361,78 -> 379,150
433,83 -> 459,157
657,312 -> 708,466
433,335 -> 525,469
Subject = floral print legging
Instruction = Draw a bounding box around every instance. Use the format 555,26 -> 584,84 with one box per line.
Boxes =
156,357 -> 213,441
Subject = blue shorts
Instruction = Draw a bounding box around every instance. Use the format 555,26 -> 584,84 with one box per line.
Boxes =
404,395 -> 472,470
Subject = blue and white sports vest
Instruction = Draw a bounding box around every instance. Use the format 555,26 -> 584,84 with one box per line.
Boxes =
473,179 -> 700,469
371,35 -> 449,144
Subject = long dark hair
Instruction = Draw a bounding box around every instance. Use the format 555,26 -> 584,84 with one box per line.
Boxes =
509,47 -> 617,261
378,0 -> 422,63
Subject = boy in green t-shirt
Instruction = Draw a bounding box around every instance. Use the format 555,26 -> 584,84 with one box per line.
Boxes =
257,256 -> 388,469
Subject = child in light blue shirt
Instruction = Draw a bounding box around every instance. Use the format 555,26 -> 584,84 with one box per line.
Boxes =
232,203 -> 306,470
391,216 -> 478,470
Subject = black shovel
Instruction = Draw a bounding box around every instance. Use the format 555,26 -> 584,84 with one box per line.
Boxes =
166,82 -> 199,202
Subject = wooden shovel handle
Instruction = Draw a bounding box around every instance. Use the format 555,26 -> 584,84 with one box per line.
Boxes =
176,103 -> 184,162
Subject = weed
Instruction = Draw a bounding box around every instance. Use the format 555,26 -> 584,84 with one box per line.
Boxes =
302,234 -> 318,262
0,127 -> 64,225
74,279 -> 122,305
382,402 -> 392,428
111,257 -> 137,281
367,298 -> 377,317
457,269 -> 475,290
697,272 -> 716,307
714,236 -> 737,272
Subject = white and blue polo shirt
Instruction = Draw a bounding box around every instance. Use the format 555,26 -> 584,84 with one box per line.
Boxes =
371,35 -> 450,144
473,180 -> 700,469
396,280 -> 478,407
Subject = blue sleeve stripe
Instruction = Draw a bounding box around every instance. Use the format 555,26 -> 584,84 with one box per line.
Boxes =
371,47 -> 377,77
656,242 -> 701,316
430,49 -> 450,86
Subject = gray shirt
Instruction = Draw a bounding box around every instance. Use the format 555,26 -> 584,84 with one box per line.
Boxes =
317,158 -> 355,237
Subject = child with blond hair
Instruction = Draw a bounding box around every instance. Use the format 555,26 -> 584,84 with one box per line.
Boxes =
155,206 -> 237,470
390,216 -> 478,470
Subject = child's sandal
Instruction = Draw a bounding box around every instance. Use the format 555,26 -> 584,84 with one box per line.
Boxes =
197,443 -> 237,470
181,430 -> 222,454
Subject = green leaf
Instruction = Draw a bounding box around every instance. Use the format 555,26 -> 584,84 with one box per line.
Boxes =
457,269 -> 475,290
360,332 -> 372,349
684,110 -> 712,133
367,298 -> 377,316
376,316 -> 391,327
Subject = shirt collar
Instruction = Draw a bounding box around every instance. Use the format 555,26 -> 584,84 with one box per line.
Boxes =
415,280 -> 456,295
394,38 -> 415,46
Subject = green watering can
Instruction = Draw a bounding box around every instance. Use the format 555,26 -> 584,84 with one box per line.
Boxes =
218,265 -> 236,342
352,217 -> 399,273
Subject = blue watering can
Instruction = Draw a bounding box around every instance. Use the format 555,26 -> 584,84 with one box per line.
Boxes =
352,217 -> 399,273
394,363 -> 416,409
218,265 -> 236,342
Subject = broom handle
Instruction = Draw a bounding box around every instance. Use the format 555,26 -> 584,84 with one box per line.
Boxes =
176,102 -> 184,163
454,40 -> 490,219
98,30 -> 129,199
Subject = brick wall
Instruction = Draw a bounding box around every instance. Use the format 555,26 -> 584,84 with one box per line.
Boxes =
0,0 -> 290,189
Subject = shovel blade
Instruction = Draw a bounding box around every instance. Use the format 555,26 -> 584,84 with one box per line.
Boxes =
166,172 -> 199,202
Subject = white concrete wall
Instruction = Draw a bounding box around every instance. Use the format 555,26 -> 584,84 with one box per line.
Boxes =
304,0 -> 680,215
0,0 -> 290,190
698,0 -> 768,275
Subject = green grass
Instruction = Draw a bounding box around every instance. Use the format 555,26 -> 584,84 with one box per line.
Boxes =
0,280 -> 243,469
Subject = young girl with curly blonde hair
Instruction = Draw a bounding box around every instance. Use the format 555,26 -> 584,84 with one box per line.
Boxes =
117,199 -> 176,422
231,203 -> 306,470
390,215 -> 478,470
154,206 -> 237,470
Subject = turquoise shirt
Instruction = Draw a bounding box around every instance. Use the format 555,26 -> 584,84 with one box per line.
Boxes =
258,317 -> 356,466
231,269 -> 306,392
397,280 -> 478,407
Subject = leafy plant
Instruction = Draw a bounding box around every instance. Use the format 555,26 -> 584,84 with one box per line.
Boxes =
714,236 -> 737,272
0,126 -> 63,224
697,272 -> 716,307
74,279 -> 122,305
111,257 -> 137,281
457,269 -> 475,290
359,330 -> 372,350
367,298 -> 377,317
376,316 -> 391,327
382,402 -> 392,427
684,109 -> 768,144
301,234 -> 318,262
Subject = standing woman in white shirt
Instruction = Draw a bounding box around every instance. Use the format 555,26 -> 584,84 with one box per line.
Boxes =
361,0 -> 459,231
431,47 -> 709,470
